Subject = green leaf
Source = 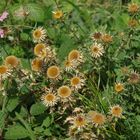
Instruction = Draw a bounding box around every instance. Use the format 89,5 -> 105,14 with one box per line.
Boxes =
44,128 -> 52,136
19,106 -> 28,117
0,1 -> 6,12
26,3 -> 45,22
42,116 -> 51,128
21,58 -> 31,70
47,28 -> 56,39
57,35 -> 77,61
4,125 -> 29,139
136,115 -> 140,123
42,0 -> 55,6
30,102 -> 46,116
20,33 -> 30,41
6,97 -> 19,112
34,126 -> 44,133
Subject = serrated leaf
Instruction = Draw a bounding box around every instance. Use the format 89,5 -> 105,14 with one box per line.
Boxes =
30,102 -> 46,116
4,125 -> 29,139
6,97 -> 19,112
26,3 -> 45,22
42,117 -> 51,128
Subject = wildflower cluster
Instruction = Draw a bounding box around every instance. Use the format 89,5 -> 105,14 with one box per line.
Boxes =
0,1 -> 140,140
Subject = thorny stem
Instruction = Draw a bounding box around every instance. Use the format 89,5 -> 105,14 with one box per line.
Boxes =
2,93 -> 7,113
0,25 -> 33,29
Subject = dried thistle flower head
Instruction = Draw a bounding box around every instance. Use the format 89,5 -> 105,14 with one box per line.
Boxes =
111,105 -> 123,118
14,6 -> 29,19
31,58 -> 43,72
74,114 -> 86,128
91,32 -> 102,41
5,55 -> 19,68
70,75 -> 85,90
47,66 -> 60,79
41,89 -> 58,107
58,85 -> 72,98
80,132 -> 97,140
64,59 -> 76,71
34,43 -> 46,57
68,126 -> 77,137
73,107 -> 84,113
128,19 -> 138,28
32,27 -> 46,43
128,3 -> 139,13
52,10 -> 63,19
128,71 -> 139,84
101,34 -> 113,43
68,50 -> 83,64
2,27 -> 12,35
0,65 -> 8,75
90,42 -> 104,58
91,112 -> 106,126
114,83 -> 124,93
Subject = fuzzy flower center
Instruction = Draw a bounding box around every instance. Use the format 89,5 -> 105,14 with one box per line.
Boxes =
33,30 -> 42,38
0,65 -> 7,74
92,113 -> 105,125
58,86 -> 71,98
68,50 -> 80,61
111,106 -> 122,117
75,116 -> 86,127
47,66 -> 60,78
71,77 -> 80,86
45,93 -> 55,102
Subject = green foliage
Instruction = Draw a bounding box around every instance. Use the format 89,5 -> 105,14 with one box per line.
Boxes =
30,102 -> 46,116
6,97 -> 19,112
26,3 -> 45,22
4,125 -> 29,139
0,0 -> 140,139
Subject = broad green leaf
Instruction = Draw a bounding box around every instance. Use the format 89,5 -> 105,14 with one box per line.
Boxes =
34,126 -> 44,133
57,35 -> 77,61
44,128 -> 52,136
62,0 -> 74,12
4,125 -> 29,139
47,28 -> 56,39
21,58 -> 31,70
42,116 -> 51,128
30,102 -> 46,116
42,0 -> 55,6
26,3 -> 45,22
6,97 -> 19,112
